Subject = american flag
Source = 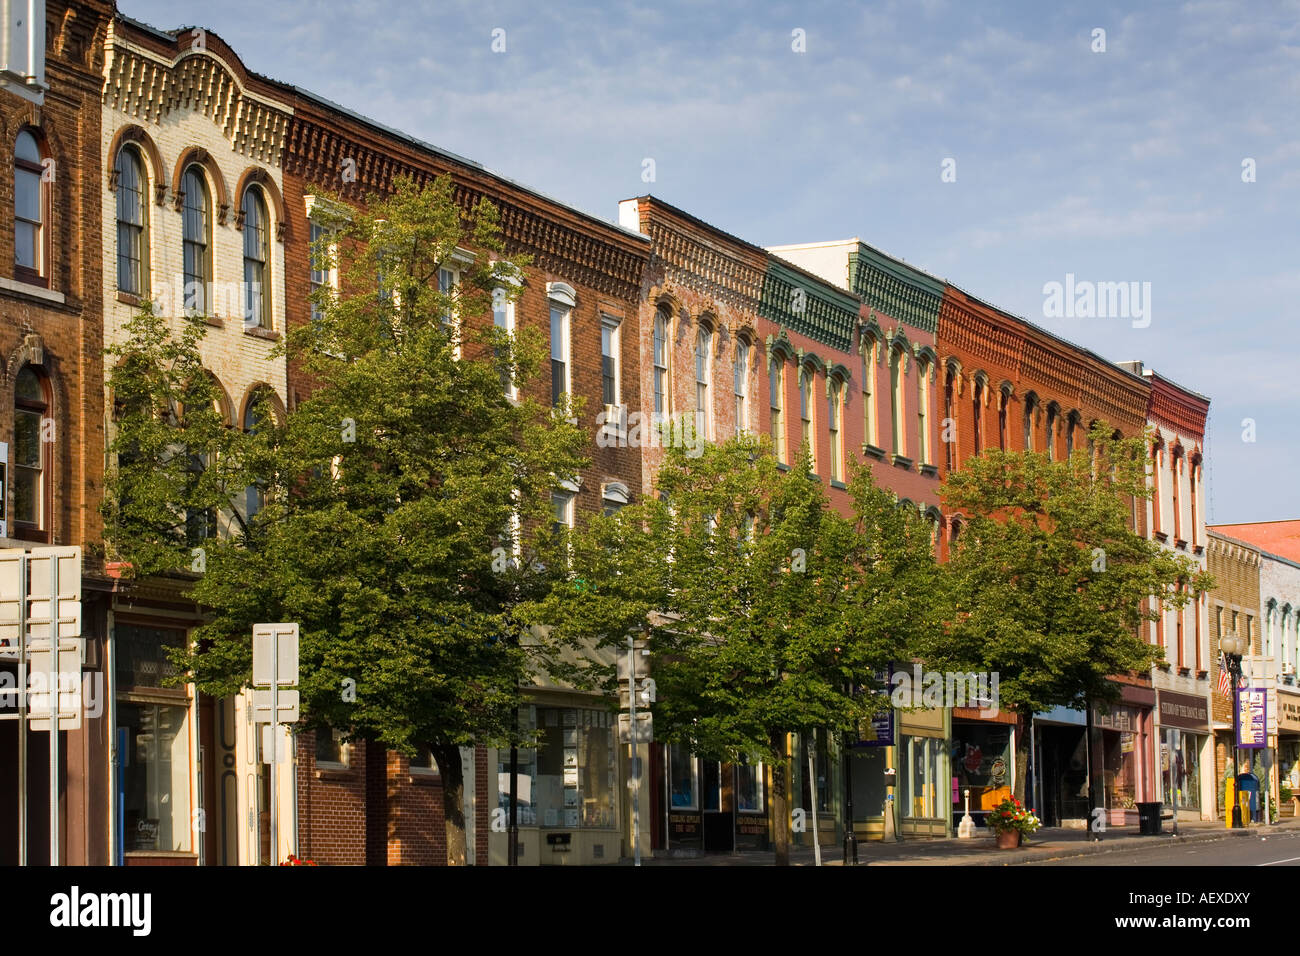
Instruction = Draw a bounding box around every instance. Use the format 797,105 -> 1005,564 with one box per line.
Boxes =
1216,654 -> 1232,699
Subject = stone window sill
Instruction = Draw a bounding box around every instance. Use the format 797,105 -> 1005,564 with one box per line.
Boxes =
409,771 -> 442,787
116,289 -> 143,307
862,444 -> 886,461
892,454 -> 914,470
830,479 -> 848,490
919,463 -> 938,478
0,276 -> 65,305
315,765 -> 355,782
244,326 -> 281,341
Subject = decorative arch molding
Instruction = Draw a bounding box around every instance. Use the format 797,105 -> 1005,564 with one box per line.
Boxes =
731,319 -> 757,347
825,362 -> 852,400
859,315 -> 886,363
6,332 -> 47,382
238,382 -> 287,428
233,167 -> 287,241
923,504 -> 943,524
914,344 -> 939,383
972,370 -> 991,406
887,326 -> 912,359
107,124 -> 167,205
171,147 -> 231,224
797,350 -> 826,376
765,329 -> 796,365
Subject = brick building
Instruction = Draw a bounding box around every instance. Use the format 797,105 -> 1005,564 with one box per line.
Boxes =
0,0 -> 114,867
100,12 -> 295,866
1205,529 -> 1263,817
275,82 -> 650,866
1117,362 -> 1214,820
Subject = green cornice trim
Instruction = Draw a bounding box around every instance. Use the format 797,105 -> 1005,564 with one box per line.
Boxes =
848,245 -> 943,334
760,260 -> 859,353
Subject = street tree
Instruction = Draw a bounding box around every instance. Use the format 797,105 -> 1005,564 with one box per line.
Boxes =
108,174 -> 588,865
925,423 -> 1212,804
522,435 -> 942,864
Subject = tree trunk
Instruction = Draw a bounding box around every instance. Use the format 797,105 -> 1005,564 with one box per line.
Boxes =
432,744 -> 467,866
770,731 -> 790,866
1013,712 -> 1030,805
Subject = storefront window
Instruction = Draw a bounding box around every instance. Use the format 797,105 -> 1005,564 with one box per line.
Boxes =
902,734 -> 946,819
669,743 -> 698,809
1097,705 -> 1141,810
497,706 -> 537,826
798,729 -> 832,814
736,760 -> 764,812
1161,729 -> 1202,811
535,706 -> 615,829
119,701 -> 192,852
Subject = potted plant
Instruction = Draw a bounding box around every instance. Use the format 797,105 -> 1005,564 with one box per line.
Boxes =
986,796 -> 1041,848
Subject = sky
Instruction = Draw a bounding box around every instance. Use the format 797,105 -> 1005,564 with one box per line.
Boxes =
120,0 -> 1300,523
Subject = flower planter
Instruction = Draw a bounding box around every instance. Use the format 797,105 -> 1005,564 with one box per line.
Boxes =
995,829 -> 1021,849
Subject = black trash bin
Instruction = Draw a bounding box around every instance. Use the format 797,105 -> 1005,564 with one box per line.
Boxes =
1137,802 -> 1163,835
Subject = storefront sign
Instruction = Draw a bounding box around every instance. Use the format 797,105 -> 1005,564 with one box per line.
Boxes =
1092,704 -> 1139,732
1158,691 -> 1209,731
1277,693 -> 1300,734
856,709 -> 893,747
1238,688 -> 1267,749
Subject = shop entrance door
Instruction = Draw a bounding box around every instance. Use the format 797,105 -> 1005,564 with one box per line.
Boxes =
701,761 -> 734,851
1038,725 -> 1088,826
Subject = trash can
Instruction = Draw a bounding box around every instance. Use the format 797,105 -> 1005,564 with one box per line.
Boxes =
1137,802 -> 1163,835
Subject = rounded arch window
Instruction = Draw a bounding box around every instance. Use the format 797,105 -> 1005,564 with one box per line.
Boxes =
181,166 -> 211,313
13,365 -> 50,535
115,144 -> 148,295
15,130 -> 48,285
242,186 -> 271,328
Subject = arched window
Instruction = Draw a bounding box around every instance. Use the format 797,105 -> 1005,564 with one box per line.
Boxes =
916,358 -> 931,466
943,367 -> 955,470
242,187 -> 270,328
242,387 -> 274,521
695,324 -> 712,441
14,130 -> 47,286
972,377 -> 984,455
998,388 -> 1009,451
1171,447 -> 1184,542
1066,411 -> 1080,458
800,364 -> 816,470
889,347 -> 905,457
734,340 -> 749,436
861,336 -> 877,448
653,308 -> 670,421
769,355 -> 786,464
1045,403 -> 1059,460
115,145 -> 148,295
1023,393 -> 1038,451
181,166 -> 211,314
13,366 -> 49,538
828,376 -> 844,482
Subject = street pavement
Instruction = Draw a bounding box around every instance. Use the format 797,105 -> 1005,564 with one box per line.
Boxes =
635,816 -> 1300,866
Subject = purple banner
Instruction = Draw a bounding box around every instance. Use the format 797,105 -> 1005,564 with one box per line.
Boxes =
1237,687 -> 1267,749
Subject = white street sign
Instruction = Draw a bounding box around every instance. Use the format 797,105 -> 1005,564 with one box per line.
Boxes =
26,643 -> 82,730
253,623 -> 299,687
261,724 -> 292,764
25,547 -> 81,646
251,688 -> 299,724
618,712 -> 653,744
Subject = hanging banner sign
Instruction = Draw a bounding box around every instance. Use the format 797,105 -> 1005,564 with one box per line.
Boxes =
1238,687 -> 1267,749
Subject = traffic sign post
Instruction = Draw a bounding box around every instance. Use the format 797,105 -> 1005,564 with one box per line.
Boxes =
251,623 -> 299,865
0,547 -> 82,866
618,637 -> 652,866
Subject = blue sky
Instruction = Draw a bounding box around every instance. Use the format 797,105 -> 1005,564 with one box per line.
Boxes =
122,0 -> 1299,522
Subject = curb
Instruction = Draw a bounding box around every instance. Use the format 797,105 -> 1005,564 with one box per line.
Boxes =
969,822 -> 1295,866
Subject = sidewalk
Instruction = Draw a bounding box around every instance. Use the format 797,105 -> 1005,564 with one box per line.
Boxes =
637,816 -> 1300,866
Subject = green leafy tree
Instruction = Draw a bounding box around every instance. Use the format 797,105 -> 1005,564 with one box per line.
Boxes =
925,423 -> 1212,803
133,175 -> 590,865
102,306 -> 253,577
522,436 -> 942,864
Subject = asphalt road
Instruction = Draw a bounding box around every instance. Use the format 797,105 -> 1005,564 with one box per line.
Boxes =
1032,828 -> 1300,866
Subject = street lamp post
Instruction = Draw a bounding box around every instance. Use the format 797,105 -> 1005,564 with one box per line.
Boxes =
1220,631 -> 1245,828
843,681 -> 858,866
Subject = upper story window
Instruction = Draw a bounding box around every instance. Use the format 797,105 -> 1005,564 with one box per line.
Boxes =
916,358 -> 932,466
861,338 -> 877,449
242,386 -> 275,522
242,187 -> 270,329
1023,393 -> 1038,452
115,145 -> 148,296
550,303 -> 570,408
734,340 -> 749,436
695,325 -> 712,441
889,346 -> 905,457
828,376 -> 844,482
799,365 -> 816,470
1045,404 -> 1058,460
493,285 -> 517,400
438,266 -> 459,329
309,221 -> 332,323
14,130 -> 47,286
13,365 -> 50,539
601,316 -> 621,408
770,356 -> 786,465
943,368 -> 955,470
181,166 -> 210,314
972,377 -> 984,455
997,388 -> 1009,451
1171,447 -> 1184,541
653,309 -> 670,420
